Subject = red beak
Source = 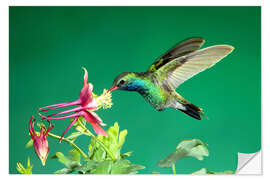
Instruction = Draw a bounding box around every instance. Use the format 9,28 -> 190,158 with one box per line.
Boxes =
108,86 -> 119,92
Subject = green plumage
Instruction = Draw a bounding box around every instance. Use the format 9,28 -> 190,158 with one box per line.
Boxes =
110,38 -> 234,120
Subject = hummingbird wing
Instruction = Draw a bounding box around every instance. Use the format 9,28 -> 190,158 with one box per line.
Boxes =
156,45 -> 234,89
147,38 -> 205,72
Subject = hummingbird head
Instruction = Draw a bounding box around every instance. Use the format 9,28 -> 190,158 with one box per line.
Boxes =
109,72 -> 142,92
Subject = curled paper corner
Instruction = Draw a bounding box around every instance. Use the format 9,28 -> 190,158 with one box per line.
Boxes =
236,150 -> 262,175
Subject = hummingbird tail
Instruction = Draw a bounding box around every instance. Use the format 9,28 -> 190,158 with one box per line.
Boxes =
178,103 -> 203,120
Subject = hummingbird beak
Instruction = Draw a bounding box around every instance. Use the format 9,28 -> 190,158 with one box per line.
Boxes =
108,86 -> 119,92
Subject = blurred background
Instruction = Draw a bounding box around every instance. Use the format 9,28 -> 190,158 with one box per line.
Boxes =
9,6 -> 261,174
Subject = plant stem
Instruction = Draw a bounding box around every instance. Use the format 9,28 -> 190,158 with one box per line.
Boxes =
77,120 -> 116,161
47,132 -> 88,159
172,164 -> 176,175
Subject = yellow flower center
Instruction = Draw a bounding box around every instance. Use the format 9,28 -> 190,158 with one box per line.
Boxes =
94,89 -> 113,110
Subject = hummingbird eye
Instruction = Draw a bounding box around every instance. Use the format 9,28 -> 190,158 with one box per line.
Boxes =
118,79 -> 125,86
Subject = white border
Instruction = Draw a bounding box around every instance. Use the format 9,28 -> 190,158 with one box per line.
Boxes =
3,0 -> 268,180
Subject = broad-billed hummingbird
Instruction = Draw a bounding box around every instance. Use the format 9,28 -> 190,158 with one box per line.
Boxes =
108,38 -> 234,120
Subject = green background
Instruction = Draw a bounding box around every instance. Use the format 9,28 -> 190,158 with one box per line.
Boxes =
9,6 -> 261,174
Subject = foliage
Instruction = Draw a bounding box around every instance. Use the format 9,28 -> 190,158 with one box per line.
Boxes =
23,123 -> 234,175
156,139 -> 234,174
157,139 -> 209,168
16,157 -> 33,174
192,168 -> 234,174
51,121 -> 145,174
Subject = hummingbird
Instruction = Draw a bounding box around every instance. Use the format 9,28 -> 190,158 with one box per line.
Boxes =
108,38 -> 234,120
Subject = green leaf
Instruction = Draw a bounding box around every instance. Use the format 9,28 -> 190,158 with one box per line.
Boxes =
111,159 -> 145,174
108,122 -> 119,144
152,171 -> 160,174
120,151 -> 133,159
16,163 -> 26,174
25,139 -> 33,148
118,129 -> 127,149
192,168 -> 234,174
128,164 -> 146,174
16,157 -> 33,174
157,139 -> 209,168
69,149 -> 81,163
92,122 -> 128,160
88,138 -> 96,158
77,160 -> 97,174
66,132 -> 83,142
54,152 -> 71,167
91,160 -> 113,174
105,122 -> 120,158
54,168 -> 73,174
92,147 -> 106,162
53,150 -> 81,170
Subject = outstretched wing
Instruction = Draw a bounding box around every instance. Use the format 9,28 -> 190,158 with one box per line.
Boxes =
147,38 -> 205,72
156,45 -> 234,89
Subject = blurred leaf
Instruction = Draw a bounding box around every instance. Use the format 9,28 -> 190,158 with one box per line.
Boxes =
152,171 -> 160,174
66,132 -> 83,142
91,160 -> 113,174
69,149 -> 81,163
111,159 -> 145,174
128,164 -> 146,174
92,147 -> 106,162
27,157 -> 31,167
52,149 -> 81,173
54,168 -> 73,174
192,168 -> 234,174
25,139 -> 33,148
120,151 -> 133,159
16,157 -> 33,174
77,160 -> 97,174
88,138 -> 96,158
157,139 -> 209,168
111,160 -> 130,174
176,139 -> 209,160
54,152 -> 72,167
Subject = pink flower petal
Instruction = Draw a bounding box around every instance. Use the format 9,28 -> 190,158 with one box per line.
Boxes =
85,98 -> 98,110
80,84 -> 93,107
83,67 -> 88,86
81,111 -> 107,136
80,68 -> 93,107
88,111 -> 106,126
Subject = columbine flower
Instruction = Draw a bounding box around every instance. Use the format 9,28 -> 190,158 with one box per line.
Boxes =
39,68 -> 112,142
29,116 -> 54,166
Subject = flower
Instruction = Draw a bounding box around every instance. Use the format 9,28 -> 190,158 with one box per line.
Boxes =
39,68 -> 112,142
29,116 -> 54,166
